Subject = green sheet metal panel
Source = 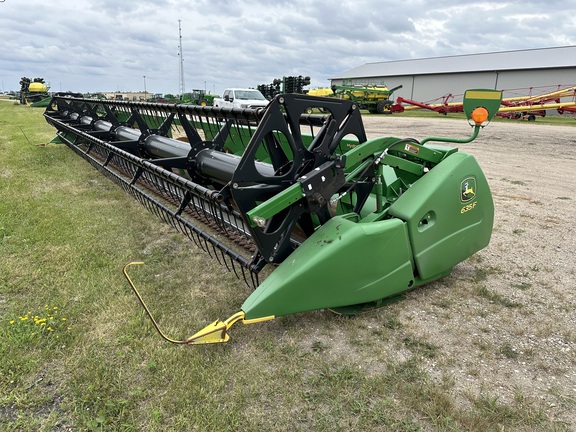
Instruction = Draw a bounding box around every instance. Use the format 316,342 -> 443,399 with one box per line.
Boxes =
242,215 -> 415,320
388,152 -> 494,279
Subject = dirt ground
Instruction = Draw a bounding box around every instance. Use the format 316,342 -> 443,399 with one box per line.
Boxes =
361,115 -> 576,425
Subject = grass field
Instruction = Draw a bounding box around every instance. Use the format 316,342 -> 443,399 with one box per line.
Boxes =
0,101 -> 572,431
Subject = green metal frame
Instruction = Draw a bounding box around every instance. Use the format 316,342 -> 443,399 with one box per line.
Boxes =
45,89 -> 504,344
225,89 -> 503,330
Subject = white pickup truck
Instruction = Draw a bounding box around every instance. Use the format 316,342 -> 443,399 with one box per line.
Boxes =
213,88 -> 269,109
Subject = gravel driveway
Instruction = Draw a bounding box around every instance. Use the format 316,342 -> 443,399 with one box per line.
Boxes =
360,115 -> 576,426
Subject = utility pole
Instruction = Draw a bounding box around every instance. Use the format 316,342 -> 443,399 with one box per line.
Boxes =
143,75 -> 147,100
178,20 -> 185,99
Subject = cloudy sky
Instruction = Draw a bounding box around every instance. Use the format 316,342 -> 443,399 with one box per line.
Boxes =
0,0 -> 574,96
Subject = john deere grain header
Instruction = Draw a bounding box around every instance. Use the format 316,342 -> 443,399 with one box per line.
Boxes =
44,89 -> 502,344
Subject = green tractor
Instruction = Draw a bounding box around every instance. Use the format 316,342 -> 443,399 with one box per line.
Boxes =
181,89 -> 219,106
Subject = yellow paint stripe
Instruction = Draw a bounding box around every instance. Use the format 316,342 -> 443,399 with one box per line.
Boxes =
466,90 -> 502,100
242,315 -> 275,325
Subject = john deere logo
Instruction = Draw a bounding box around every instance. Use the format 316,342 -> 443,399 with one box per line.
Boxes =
461,177 -> 476,202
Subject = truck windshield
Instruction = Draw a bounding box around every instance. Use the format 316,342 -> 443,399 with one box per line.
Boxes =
235,90 -> 266,100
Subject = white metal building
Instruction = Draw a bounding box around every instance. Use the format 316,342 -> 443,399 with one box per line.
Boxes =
330,46 -> 576,103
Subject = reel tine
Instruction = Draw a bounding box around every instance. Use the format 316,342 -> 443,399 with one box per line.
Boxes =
202,236 -> 213,258
239,265 -> 249,287
211,200 -> 229,234
197,194 -> 211,220
249,268 -> 260,290
184,224 -> 201,250
220,249 -> 233,273
210,241 -> 223,265
46,96 -> 267,289
187,190 -> 201,219
228,255 -> 240,280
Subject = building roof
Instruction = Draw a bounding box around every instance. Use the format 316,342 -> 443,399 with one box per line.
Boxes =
332,46 -> 576,80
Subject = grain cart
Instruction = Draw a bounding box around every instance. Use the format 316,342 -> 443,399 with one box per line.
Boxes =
44,89 -> 501,344
331,83 -> 403,114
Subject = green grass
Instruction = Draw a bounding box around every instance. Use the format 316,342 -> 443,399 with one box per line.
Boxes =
0,102 -> 570,431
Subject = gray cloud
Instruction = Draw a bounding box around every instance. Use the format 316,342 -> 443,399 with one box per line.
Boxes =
0,0 -> 574,95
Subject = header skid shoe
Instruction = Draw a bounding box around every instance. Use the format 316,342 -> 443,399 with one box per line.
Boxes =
185,312 -> 275,345
185,312 -> 245,345
45,90 -> 502,345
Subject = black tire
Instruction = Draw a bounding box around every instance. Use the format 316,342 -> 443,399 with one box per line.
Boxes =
376,99 -> 392,114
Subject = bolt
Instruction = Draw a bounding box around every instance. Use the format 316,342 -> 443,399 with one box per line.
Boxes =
253,216 -> 267,228
311,192 -> 326,206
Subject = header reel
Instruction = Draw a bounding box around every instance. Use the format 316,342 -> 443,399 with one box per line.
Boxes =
44,89 -> 502,344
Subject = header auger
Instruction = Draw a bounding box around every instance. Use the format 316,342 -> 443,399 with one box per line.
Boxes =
44,89 -> 502,345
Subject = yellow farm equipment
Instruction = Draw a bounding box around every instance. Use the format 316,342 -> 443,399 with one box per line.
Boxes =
308,82 -> 402,114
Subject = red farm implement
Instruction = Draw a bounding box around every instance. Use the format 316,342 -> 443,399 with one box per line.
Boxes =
392,85 -> 576,120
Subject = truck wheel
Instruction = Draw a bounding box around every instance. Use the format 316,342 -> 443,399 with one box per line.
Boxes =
376,99 -> 392,114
